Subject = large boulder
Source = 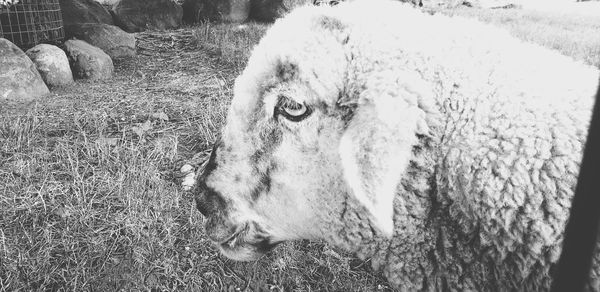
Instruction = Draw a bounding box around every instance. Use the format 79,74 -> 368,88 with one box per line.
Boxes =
182,0 -> 251,23
112,0 -> 183,32
249,0 -> 288,22
25,44 -> 74,88
0,38 -> 49,102
59,0 -> 114,37
67,23 -> 136,58
63,40 -> 114,80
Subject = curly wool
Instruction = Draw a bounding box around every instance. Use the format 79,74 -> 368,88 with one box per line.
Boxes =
253,1 -> 600,290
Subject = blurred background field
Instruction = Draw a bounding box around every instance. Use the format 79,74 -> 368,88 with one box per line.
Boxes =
440,5 -> 600,67
1,1 -> 599,291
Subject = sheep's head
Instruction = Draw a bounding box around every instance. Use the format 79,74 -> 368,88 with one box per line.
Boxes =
194,3 -> 436,261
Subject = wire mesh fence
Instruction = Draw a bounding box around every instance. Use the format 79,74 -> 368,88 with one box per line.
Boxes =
0,0 -> 64,49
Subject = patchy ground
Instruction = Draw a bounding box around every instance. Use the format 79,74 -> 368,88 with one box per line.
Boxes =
0,28 -> 392,291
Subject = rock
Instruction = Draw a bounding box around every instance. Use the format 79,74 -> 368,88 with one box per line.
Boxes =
0,38 -> 49,102
63,40 -> 114,80
180,164 -> 194,173
182,172 -> 196,191
490,3 -> 522,9
59,0 -> 114,37
25,44 -> 74,88
182,0 -> 251,23
67,23 -> 136,58
112,0 -> 183,32
479,0 -> 522,9
312,0 -> 341,5
93,0 -> 119,5
180,163 -> 196,191
313,0 -> 421,6
422,0 -> 469,8
460,0 -> 479,7
249,0 -> 288,22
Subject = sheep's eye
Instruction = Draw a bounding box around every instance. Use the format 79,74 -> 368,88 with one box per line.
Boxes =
276,95 -> 312,122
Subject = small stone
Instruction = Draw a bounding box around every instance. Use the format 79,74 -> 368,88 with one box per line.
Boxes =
182,173 -> 196,191
63,39 -> 114,80
26,44 -> 74,88
180,164 -> 194,173
151,111 -> 169,121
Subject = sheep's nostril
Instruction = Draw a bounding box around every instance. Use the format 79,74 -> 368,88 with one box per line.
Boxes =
195,196 -> 210,217
194,179 -> 227,218
193,180 -> 208,217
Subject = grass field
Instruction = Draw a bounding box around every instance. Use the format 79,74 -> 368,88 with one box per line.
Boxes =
1,4 -> 599,291
438,6 -> 600,67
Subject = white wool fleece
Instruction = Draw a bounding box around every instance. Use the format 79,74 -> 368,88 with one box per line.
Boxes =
229,0 -> 600,290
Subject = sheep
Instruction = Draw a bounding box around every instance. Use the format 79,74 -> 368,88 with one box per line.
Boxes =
192,0 -> 600,290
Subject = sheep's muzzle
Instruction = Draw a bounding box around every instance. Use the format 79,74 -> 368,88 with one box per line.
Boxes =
194,142 -> 280,261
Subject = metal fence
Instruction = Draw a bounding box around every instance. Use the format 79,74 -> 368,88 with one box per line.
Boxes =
0,0 -> 64,49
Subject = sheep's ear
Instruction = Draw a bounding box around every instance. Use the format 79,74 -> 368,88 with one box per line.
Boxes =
338,72 -> 435,237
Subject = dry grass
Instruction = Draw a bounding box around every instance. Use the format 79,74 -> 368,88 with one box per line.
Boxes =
0,28 -> 392,291
193,22 -> 269,71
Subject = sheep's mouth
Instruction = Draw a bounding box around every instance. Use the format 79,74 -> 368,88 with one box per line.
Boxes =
217,223 -> 282,261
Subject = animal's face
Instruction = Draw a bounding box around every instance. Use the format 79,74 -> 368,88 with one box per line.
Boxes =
194,3 -> 435,261
195,83 -> 350,260
194,35 -> 351,260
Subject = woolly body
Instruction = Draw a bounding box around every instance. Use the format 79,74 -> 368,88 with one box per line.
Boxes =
196,1 -> 600,290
